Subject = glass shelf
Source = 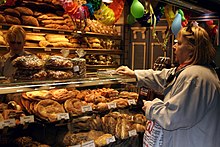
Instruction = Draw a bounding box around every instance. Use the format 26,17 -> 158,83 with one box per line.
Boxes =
0,75 -> 136,94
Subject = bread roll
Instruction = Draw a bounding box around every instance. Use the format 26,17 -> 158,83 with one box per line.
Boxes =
22,16 -> 39,27
95,134 -> 113,146
26,34 -> 46,42
0,14 -> 6,23
5,15 -> 21,25
15,7 -> 34,16
4,8 -> 20,17
0,36 -> 6,45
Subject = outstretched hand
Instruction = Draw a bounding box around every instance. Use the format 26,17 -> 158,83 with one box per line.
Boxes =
116,66 -> 136,77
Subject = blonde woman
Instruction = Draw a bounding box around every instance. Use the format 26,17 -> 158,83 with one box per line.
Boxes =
116,22 -> 220,147
0,25 -> 30,77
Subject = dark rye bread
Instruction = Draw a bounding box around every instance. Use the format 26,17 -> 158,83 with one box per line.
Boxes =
4,8 -> 20,17
5,15 -> 21,25
15,7 -> 34,16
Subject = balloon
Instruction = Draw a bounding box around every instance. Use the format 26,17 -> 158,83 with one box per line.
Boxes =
136,12 -> 151,26
164,5 -> 175,26
206,20 -> 214,26
154,2 -> 165,24
178,9 -> 186,21
127,13 -> 136,24
86,0 -> 102,11
130,0 -> 144,18
171,14 -> 182,36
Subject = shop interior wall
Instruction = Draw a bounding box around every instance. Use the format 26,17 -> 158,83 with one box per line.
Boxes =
122,1 -> 220,70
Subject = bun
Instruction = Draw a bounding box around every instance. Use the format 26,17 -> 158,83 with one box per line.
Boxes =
5,15 -> 21,24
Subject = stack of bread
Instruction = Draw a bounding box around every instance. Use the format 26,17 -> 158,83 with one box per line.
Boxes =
45,55 -> 74,79
25,33 -> 46,47
63,130 -> 113,147
3,7 -> 39,26
85,54 -> 118,65
19,88 -> 139,121
38,13 -> 73,30
12,55 -> 47,80
87,37 -> 103,49
39,34 -> 76,48
86,19 -> 118,35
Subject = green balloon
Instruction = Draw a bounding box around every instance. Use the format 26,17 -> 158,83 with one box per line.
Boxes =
130,0 -> 144,18
127,14 -> 136,24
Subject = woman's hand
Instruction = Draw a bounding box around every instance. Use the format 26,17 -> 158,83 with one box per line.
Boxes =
116,66 -> 136,77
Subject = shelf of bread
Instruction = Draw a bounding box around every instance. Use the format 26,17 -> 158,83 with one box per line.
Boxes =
0,23 -> 121,39
0,75 -> 136,95
0,45 -> 122,54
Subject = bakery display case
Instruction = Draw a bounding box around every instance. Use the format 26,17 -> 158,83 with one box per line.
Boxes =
0,74 -> 146,147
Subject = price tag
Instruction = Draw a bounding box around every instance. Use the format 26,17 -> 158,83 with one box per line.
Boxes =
16,89 -> 23,93
0,119 -> 16,129
58,31 -> 65,34
106,136 -> 116,144
57,113 -> 69,120
107,102 -> 117,109
128,129 -> 137,137
73,65 -> 80,72
33,29 -> 40,32
81,105 -> 92,113
127,99 -> 136,105
20,115 -> 34,124
44,48 -> 51,52
82,140 -> 95,147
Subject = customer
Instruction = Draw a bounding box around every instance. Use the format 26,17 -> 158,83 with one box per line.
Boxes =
116,21 -> 220,147
0,25 -> 30,78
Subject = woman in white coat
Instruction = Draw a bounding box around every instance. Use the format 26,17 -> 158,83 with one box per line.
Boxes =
116,22 -> 220,147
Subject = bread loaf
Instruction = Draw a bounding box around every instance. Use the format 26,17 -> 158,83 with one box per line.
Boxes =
22,16 -> 39,27
0,14 -> 6,23
5,15 -> 21,24
15,7 -> 34,16
4,8 -> 20,17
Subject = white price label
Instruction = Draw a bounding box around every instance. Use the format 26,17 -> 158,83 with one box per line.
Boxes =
81,105 -> 92,113
33,29 -> 40,32
0,119 -> 16,129
74,65 -> 80,72
129,129 -> 137,137
127,99 -> 136,105
58,31 -> 65,34
44,48 -> 51,52
107,102 -> 117,109
57,113 -> 70,120
20,115 -> 34,124
106,136 -> 116,144
69,145 -> 81,147
82,140 -> 95,147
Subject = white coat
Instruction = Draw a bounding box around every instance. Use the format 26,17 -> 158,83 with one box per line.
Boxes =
135,65 -> 220,147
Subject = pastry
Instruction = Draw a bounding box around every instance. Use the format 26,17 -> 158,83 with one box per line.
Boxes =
50,88 -> 75,102
36,99 -> 65,122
